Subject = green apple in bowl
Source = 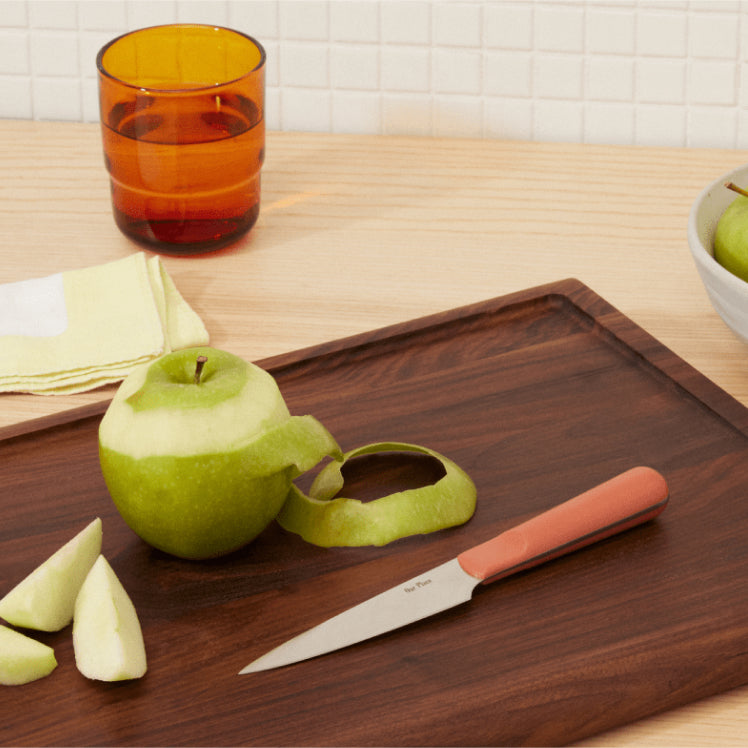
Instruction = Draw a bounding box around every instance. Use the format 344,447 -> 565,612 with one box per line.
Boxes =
98,347 -> 341,560
714,181 -> 748,282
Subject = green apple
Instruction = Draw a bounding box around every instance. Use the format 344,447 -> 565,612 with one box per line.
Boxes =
98,347 -> 341,559
73,555 -> 146,681
0,518 -> 102,632
0,625 -> 57,685
714,182 -> 748,282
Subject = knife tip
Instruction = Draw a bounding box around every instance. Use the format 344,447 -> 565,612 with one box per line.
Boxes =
239,648 -> 302,674
239,655 -> 276,674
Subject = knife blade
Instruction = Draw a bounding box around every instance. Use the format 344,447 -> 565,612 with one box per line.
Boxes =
240,465 -> 669,674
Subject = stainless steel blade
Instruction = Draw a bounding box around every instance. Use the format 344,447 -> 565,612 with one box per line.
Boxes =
240,466 -> 669,675
240,558 -> 478,673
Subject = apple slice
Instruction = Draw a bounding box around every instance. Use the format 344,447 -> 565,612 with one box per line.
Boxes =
0,625 -> 57,685
73,555 -> 146,681
0,518 -> 102,632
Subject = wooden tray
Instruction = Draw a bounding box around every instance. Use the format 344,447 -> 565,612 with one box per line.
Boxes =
3,279 -> 748,746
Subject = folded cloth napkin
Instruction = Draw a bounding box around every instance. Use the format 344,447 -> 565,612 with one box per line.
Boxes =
0,252 -> 209,395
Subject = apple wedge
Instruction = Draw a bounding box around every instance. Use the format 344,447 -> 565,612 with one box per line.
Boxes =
0,625 -> 57,686
0,518 -> 102,632
73,555 -> 146,681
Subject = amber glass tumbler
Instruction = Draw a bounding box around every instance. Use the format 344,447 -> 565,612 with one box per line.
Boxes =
97,25 -> 265,254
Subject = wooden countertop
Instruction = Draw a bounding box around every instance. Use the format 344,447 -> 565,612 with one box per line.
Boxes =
1,119 -> 747,745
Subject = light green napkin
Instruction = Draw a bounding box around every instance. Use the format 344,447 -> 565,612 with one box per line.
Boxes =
0,252 -> 209,395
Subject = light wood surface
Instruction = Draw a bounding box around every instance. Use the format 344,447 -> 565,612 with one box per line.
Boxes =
1,119 -> 747,744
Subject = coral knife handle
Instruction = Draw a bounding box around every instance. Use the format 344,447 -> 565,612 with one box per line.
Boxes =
457,466 -> 669,584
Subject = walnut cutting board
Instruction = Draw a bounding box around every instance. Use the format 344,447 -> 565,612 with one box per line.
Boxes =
2,279 -> 748,746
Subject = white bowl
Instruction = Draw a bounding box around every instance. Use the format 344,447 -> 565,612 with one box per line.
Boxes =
688,163 -> 748,345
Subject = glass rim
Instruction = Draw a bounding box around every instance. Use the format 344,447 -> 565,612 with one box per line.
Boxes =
96,23 -> 266,94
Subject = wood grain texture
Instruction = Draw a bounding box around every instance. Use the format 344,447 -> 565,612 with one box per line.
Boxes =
2,280 -> 748,746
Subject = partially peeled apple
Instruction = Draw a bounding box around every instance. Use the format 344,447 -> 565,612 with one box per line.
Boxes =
98,347 -> 342,559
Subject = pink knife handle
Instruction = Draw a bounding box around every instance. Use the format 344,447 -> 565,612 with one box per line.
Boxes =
457,466 -> 669,584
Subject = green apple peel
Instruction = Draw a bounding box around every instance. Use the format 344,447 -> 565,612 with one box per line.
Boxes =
277,442 -> 477,547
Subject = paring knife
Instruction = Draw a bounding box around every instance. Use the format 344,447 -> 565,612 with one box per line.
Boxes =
240,465 -> 669,674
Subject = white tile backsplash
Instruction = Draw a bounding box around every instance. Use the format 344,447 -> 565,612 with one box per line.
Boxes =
381,1 -> 431,45
382,91 -> 432,135
381,45 -> 430,91
483,51 -> 532,98
433,48 -> 482,95
738,108 -> 748,149
689,11 -> 739,59
176,1 -> 229,25
3,2 -> 29,27
2,0 -> 748,149
332,89 -> 380,133
688,104 -> 738,149
78,0 -> 127,31
636,59 -> 686,105
0,75 -> 32,118
331,44 -> 379,90
586,57 -> 634,102
636,10 -> 688,57
434,93 -> 483,137
0,30 -> 30,75
262,38 -> 280,87
30,31 -> 79,76
688,59 -> 737,106
28,1 -> 78,30
280,87 -> 331,131
584,102 -> 635,145
535,5 -> 584,53
279,42 -> 329,88
635,104 -> 687,147
433,2 -> 482,48
32,76 -> 81,120
279,1 -> 328,41
585,8 -> 635,56
534,98 -> 583,142
126,1 -> 178,29
330,1 -> 379,43
483,96 -> 532,140
484,3 -> 532,50
534,53 -> 583,100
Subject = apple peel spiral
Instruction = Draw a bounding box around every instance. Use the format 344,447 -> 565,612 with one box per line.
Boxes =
277,442 -> 477,547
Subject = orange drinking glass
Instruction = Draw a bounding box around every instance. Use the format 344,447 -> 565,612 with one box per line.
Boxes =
97,25 -> 265,254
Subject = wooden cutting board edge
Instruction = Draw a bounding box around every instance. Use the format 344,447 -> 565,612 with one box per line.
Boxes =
6,276 -> 748,461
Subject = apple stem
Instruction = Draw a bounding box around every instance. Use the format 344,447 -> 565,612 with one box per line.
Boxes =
194,355 -> 208,385
725,181 -> 748,198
